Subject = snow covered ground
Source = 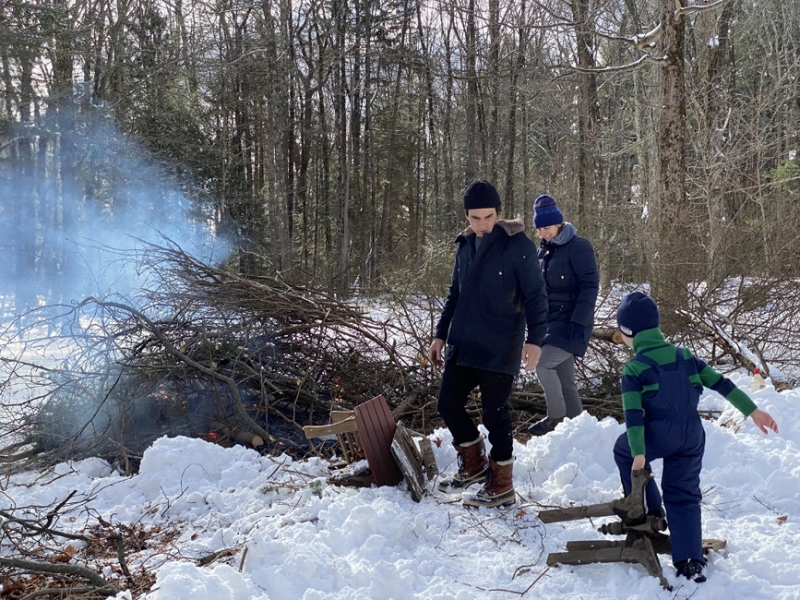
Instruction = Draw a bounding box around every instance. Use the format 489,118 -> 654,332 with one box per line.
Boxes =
2,372 -> 797,600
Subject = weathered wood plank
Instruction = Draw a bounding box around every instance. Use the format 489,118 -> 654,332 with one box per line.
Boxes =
355,395 -> 402,486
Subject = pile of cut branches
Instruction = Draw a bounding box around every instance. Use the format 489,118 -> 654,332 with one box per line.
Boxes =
0,242 -> 435,474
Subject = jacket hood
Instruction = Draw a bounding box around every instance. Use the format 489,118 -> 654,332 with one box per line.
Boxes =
456,218 -> 525,241
631,327 -> 669,353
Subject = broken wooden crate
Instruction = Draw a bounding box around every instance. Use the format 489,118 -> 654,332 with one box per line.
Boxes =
303,395 -> 437,501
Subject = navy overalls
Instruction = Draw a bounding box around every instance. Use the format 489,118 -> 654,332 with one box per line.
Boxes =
613,347 -> 707,565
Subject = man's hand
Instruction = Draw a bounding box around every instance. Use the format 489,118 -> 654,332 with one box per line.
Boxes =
428,338 -> 445,369
632,454 -> 646,471
521,343 -> 542,372
750,408 -> 779,435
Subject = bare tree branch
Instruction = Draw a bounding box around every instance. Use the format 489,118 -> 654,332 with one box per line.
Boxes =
0,557 -> 118,593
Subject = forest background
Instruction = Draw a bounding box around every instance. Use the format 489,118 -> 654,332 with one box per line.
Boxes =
2,0 -> 799,299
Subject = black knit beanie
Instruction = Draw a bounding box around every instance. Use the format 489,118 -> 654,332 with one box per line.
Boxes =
463,180 -> 501,211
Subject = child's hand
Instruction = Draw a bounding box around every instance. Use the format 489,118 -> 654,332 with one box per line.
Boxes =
750,408 -> 779,435
632,454 -> 646,471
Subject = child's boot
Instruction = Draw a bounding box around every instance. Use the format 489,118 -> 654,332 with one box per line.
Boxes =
675,559 -> 706,583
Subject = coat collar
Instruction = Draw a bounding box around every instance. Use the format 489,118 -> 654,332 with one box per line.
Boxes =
456,218 -> 525,242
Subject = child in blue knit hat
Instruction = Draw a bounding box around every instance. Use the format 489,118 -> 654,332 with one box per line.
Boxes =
614,291 -> 778,583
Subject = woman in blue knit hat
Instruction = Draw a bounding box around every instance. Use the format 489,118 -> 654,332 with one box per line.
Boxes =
528,194 -> 599,436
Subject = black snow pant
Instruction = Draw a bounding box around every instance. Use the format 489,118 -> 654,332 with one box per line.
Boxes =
437,358 -> 515,462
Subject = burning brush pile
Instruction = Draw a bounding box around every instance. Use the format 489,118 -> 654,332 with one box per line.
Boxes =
1,243 -> 437,475
5,242 -> 789,479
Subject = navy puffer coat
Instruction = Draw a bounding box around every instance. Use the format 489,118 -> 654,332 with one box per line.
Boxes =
539,223 -> 599,357
435,220 -> 548,376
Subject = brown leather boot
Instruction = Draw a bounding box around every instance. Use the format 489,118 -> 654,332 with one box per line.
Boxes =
462,457 -> 516,508
437,436 -> 489,492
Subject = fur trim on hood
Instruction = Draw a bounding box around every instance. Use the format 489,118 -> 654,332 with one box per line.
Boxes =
457,218 -> 525,240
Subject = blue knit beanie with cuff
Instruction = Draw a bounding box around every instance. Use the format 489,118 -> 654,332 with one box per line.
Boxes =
617,291 -> 660,337
533,194 -> 564,228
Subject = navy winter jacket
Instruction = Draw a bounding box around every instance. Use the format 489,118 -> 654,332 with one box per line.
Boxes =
434,220 -> 548,376
538,223 -> 599,357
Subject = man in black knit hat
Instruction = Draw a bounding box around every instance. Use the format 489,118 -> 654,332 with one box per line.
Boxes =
428,179 -> 548,507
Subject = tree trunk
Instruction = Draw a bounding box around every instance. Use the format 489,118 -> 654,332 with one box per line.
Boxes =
15,54 -> 37,311
503,0 -> 528,219
376,0 -> 411,278
572,0 -> 601,237
465,0 -> 478,181
655,0 -> 690,321
334,0 -> 350,294
702,1 -> 735,291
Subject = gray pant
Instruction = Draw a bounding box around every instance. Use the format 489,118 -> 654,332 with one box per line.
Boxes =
535,345 -> 582,419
